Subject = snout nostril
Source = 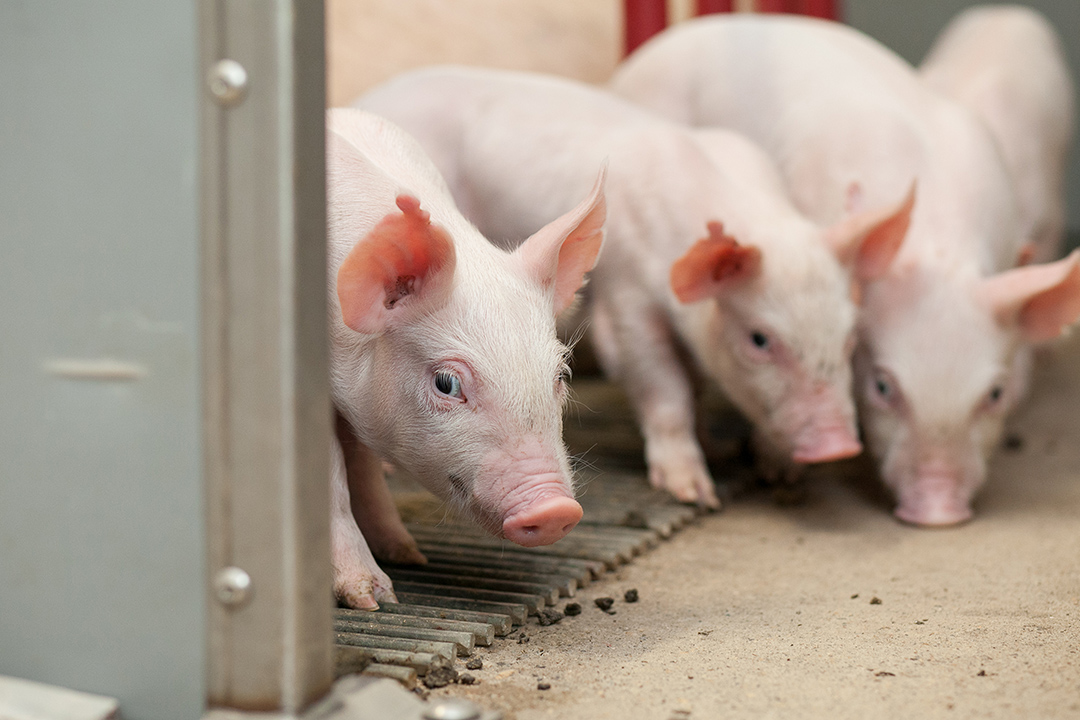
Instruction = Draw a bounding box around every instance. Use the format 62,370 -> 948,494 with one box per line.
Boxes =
502,496 -> 582,547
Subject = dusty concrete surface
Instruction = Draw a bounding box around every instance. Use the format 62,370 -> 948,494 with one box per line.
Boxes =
421,334 -> 1080,719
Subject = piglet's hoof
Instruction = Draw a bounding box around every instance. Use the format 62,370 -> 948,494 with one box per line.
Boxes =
335,574 -> 397,611
337,590 -> 380,611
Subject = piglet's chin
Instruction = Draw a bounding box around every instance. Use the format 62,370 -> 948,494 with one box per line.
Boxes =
893,479 -> 974,527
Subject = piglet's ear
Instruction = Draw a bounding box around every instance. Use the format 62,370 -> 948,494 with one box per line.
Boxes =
337,195 -> 456,334
670,222 -> 762,304
827,182 -> 915,282
516,166 -> 607,316
976,249 -> 1080,343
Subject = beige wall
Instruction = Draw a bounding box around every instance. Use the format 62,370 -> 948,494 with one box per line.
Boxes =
326,0 -> 622,106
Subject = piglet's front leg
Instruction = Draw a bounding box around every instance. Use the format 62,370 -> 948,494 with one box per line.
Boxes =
337,414 -> 426,566
330,436 -> 396,610
605,302 -> 720,509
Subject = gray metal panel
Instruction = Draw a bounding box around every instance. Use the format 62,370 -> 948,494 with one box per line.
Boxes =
845,0 -> 1080,232
0,3 -> 205,720
201,0 -> 333,713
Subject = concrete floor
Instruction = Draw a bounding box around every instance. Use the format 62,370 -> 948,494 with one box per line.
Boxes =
423,333 -> 1080,719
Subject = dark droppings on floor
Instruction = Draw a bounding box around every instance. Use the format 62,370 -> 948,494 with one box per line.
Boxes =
870,597 -> 883,605
563,602 -> 582,616
538,609 -> 564,626
517,633 -> 531,644
537,681 -> 551,691
458,673 -> 477,685
423,664 -> 458,689
465,657 -> 483,671
624,588 -> 639,603
595,597 -> 615,612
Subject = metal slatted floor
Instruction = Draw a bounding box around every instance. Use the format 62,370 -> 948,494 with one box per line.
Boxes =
334,471 -> 701,687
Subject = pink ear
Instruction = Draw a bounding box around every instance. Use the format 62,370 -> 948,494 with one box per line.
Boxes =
827,182 -> 916,282
516,167 -> 607,315
337,195 -> 456,334
670,222 -> 762,304
976,250 -> 1080,343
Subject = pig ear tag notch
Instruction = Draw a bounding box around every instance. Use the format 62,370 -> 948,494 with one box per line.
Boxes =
670,222 -> 762,304
337,195 -> 456,334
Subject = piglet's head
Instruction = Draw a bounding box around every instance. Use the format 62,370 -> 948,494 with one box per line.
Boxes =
334,170 -> 607,548
671,220 -> 863,466
858,250 -> 1080,528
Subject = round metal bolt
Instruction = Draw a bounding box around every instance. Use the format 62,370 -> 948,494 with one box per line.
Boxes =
423,698 -> 481,720
207,59 -> 248,106
214,566 -> 252,607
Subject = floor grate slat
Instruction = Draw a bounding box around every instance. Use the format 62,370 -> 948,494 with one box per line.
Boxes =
339,468 -> 705,686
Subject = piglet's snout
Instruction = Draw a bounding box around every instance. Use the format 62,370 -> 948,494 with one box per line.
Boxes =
478,438 -> 581,547
784,388 -> 862,464
503,495 -> 583,547
893,469 -> 973,528
792,424 -> 863,464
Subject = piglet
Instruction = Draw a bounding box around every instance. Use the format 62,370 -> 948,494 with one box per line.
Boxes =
920,4 -> 1076,263
326,109 -> 606,608
611,14 -> 1080,525
359,67 -> 912,507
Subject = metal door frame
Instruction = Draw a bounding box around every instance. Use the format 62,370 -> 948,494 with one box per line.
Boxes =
199,1 -> 335,714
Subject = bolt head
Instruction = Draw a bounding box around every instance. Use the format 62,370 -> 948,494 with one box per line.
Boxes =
214,566 -> 252,607
423,698 -> 481,720
208,59 -> 248,106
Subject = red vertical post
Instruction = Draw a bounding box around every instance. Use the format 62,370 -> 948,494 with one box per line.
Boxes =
624,0 -> 668,56
798,0 -> 839,19
756,0 -> 788,13
696,0 -> 734,13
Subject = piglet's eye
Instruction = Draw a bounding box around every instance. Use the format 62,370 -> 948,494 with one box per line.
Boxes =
987,385 -> 1004,404
871,369 -> 897,402
869,367 -> 903,411
434,371 -> 463,399
750,331 -> 770,349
